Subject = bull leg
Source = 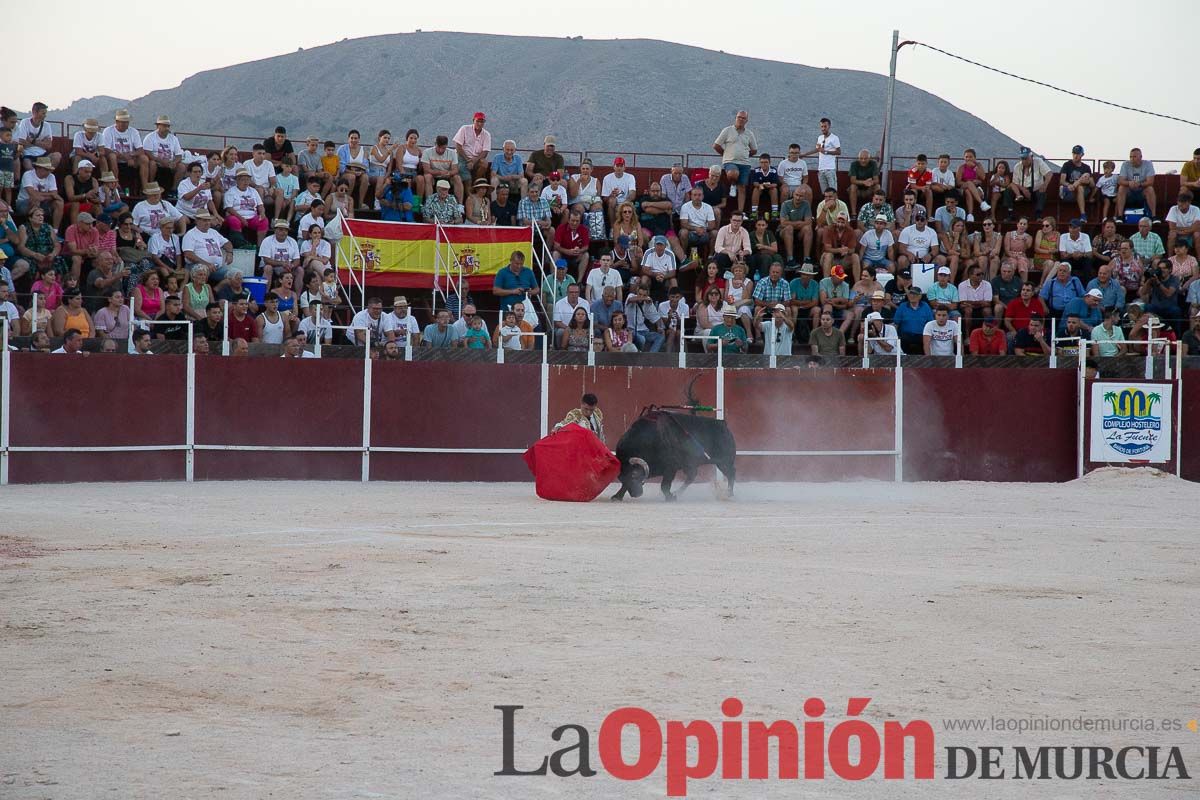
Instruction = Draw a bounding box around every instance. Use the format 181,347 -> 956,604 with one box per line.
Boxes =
661,469 -> 678,502
611,486 -> 628,502
718,459 -> 736,500
674,466 -> 699,498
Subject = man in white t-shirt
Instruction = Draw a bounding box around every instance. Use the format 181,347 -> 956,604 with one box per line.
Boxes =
142,115 -> 185,191
897,212 -> 944,292
600,157 -> 637,219
641,236 -> 678,296
584,253 -> 624,301
15,102 -> 59,170
182,213 -> 234,280
382,295 -> 421,346
777,143 -> 812,206
70,119 -> 105,169
801,118 -> 840,194
658,287 -> 690,352
100,109 -> 148,178
678,186 -> 717,255
131,182 -> 183,236
1166,191 -> 1200,255
243,144 -> 280,208
15,157 -> 64,227
348,296 -> 386,345
553,283 -> 590,347
922,305 -> 960,356
297,302 -> 335,346
450,303 -> 490,338
258,219 -> 302,289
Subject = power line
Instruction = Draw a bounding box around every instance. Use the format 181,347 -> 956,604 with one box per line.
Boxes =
906,41 -> 1200,128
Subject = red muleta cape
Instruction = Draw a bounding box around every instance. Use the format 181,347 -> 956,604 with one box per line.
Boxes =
522,425 -> 620,502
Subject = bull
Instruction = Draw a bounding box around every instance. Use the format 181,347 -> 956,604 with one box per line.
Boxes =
611,409 -> 736,501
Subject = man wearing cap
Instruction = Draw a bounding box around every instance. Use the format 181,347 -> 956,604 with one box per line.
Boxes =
858,212 -> 895,276
454,113 -> 492,184
382,296 -> 420,347
820,211 -> 860,279
131,183 -> 183,237
788,262 -> 822,339
222,169 -> 269,244
898,211 -> 943,292
713,111 -> 758,214
423,178 -> 464,225
968,316 -> 1006,356
859,309 -> 898,356
542,260 -> 576,308
552,209 -> 591,281
259,220 -> 302,290
540,170 -> 569,224
1058,219 -> 1094,282
526,136 -> 564,192
1059,145 -> 1094,221
1116,147 -> 1157,221
182,212 -> 234,278
641,235 -> 679,299
763,303 -> 795,355
1091,306 -> 1127,357
818,264 -> 855,336
64,212 -> 102,281
142,115 -> 184,191
101,110 -> 147,179
892,285 -> 934,354
711,304 -> 749,353
1012,147 -> 1050,217
63,159 -> 101,225
659,164 -> 692,214
601,157 -> 637,219
15,155 -> 64,229
490,139 -> 527,197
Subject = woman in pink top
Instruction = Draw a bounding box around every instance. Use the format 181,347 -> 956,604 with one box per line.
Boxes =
134,270 -> 164,321
956,148 -> 987,217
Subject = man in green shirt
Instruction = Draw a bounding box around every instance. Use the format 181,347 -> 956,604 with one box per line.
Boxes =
1089,306 -> 1126,357
848,150 -> 880,215
710,306 -> 749,354
809,309 -> 847,356
779,186 -> 813,267
789,261 -> 821,339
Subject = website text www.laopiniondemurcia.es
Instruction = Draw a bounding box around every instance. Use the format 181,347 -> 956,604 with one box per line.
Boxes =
495,698 -> 1192,796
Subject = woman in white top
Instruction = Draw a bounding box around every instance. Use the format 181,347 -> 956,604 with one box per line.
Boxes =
694,286 -> 725,350
569,159 -> 602,215
300,224 -> 332,272
368,130 -> 394,204
337,130 -> 371,211
213,145 -> 241,210
176,162 -> 217,220
395,129 -> 422,180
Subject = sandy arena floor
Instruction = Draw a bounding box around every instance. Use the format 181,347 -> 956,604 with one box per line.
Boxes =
1,470 -> 1197,798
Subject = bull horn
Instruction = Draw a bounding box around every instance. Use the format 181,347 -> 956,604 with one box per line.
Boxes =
630,457 -> 649,473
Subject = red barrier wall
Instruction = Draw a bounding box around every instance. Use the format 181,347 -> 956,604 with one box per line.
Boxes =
901,369 -> 1078,482
3,356 -> 1195,485
7,353 -> 186,483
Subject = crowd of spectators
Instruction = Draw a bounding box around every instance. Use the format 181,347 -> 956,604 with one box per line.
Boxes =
1,102 -> 1198,361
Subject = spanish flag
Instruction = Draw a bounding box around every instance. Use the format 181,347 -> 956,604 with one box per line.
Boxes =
336,219 -> 533,289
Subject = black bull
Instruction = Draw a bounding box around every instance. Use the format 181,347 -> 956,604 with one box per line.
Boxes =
612,411 -> 737,501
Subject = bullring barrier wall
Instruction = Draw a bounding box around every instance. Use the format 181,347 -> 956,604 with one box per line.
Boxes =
2,354 -> 1196,485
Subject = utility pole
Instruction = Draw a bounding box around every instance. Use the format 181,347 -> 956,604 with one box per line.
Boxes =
881,32 -> 915,193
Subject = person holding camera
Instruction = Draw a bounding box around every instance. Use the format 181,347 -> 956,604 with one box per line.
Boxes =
379,175 -> 415,222
1139,260 -> 1180,328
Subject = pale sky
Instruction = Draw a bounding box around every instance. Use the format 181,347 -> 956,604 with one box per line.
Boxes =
5,0 -> 1198,166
